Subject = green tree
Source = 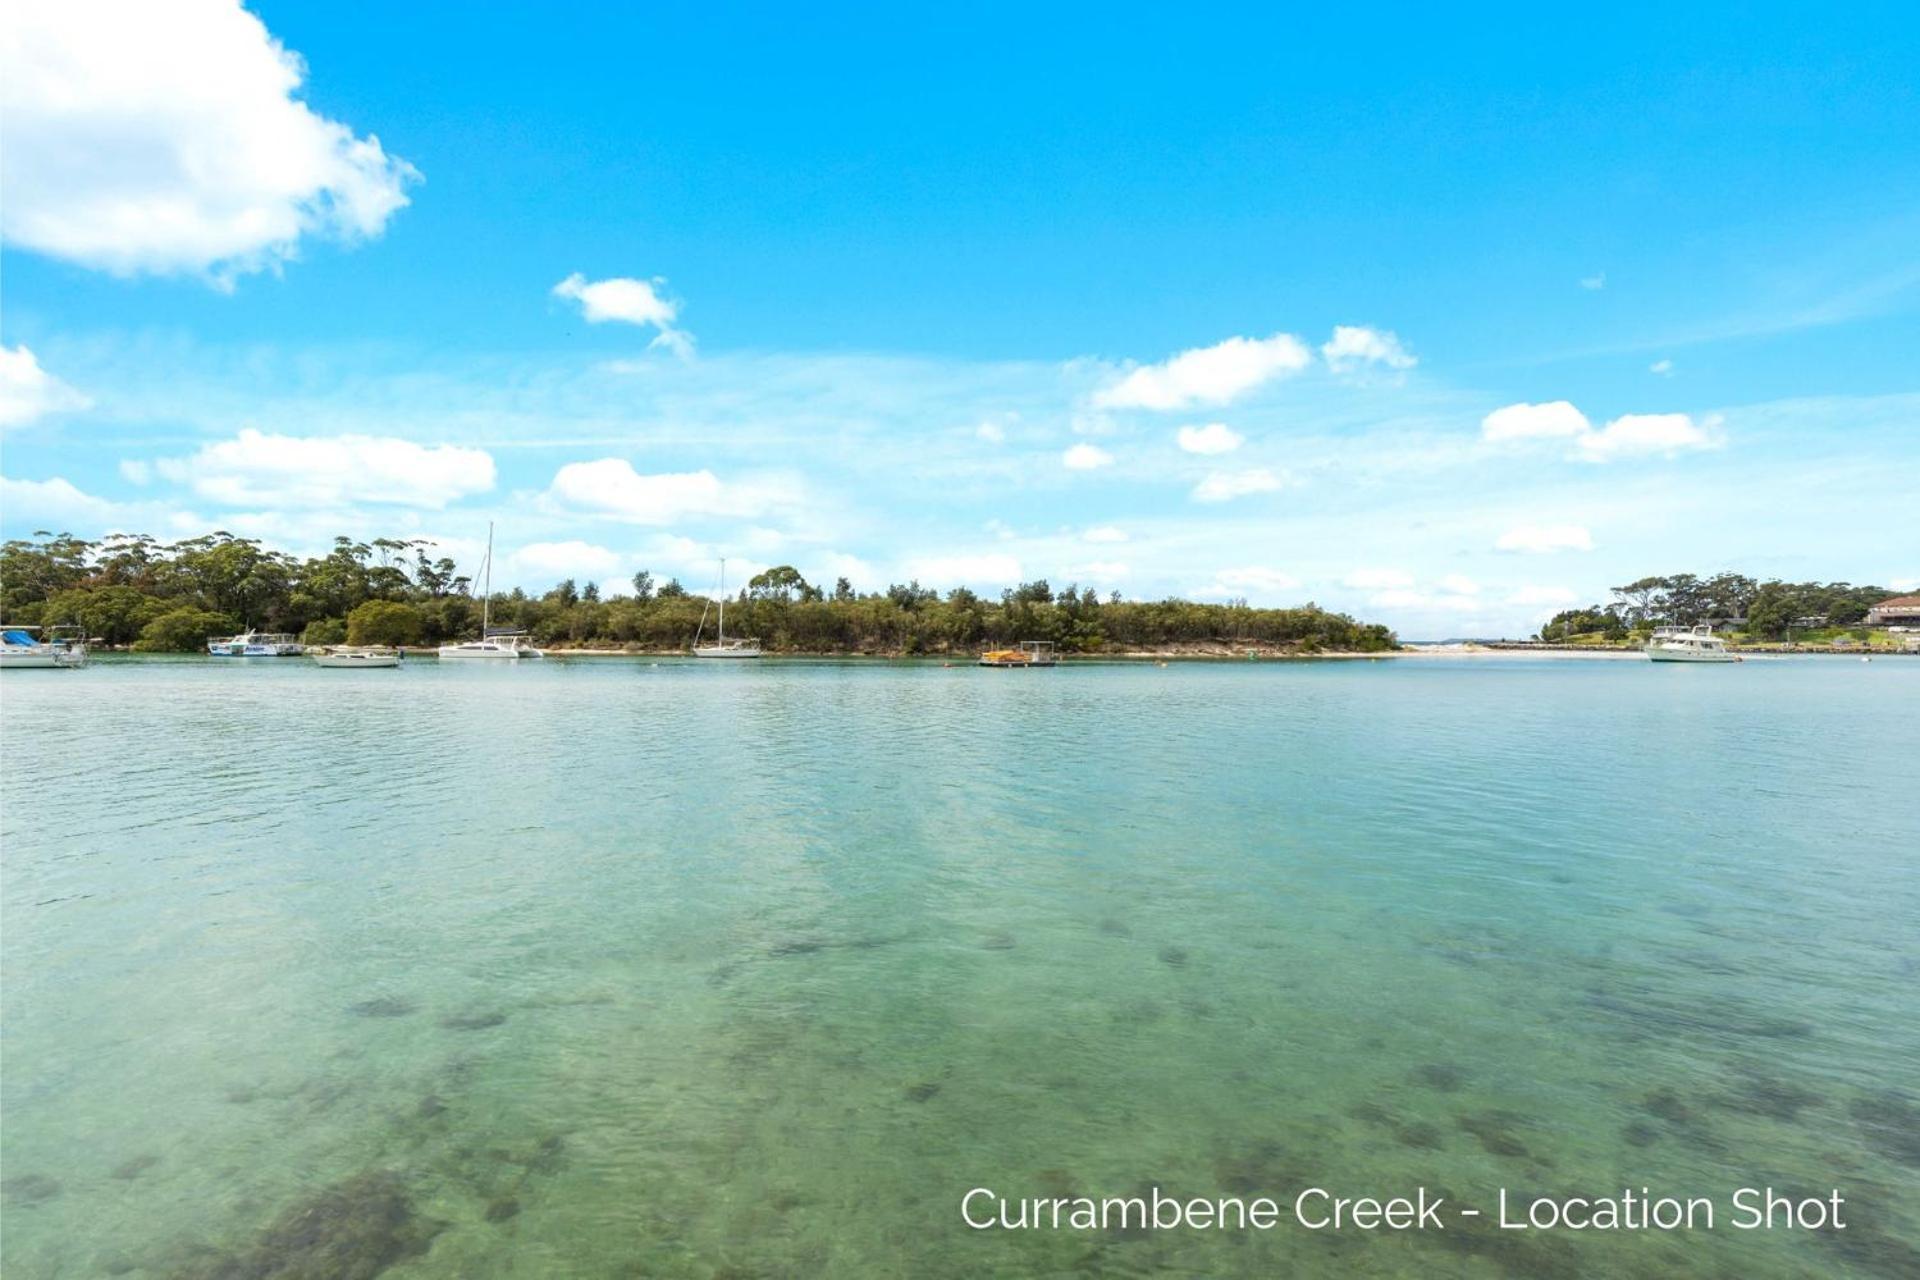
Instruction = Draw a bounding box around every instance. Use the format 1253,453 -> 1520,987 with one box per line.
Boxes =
134,608 -> 234,653
346,600 -> 426,646
302,617 -> 348,645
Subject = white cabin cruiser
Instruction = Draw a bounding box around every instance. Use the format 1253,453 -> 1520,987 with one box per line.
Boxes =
1645,625 -> 1739,663
437,523 -> 545,660
208,630 -> 303,657
0,625 -> 88,669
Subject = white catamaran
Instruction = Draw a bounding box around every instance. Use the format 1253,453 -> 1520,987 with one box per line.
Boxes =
692,558 -> 762,658
438,523 -> 545,660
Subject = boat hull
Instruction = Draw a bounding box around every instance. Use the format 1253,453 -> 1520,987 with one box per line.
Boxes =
694,647 -> 762,658
1646,646 -> 1738,663
437,645 -> 543,659
0,649 -> 84,669
312,653 -> 402,668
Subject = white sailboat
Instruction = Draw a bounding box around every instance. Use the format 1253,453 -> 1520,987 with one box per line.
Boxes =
312,645 -> 403,668
438,523 -> 545,660
1,625 -> 88,669
692,558 -> 762,658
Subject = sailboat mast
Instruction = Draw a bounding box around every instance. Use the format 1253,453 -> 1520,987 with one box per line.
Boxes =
482,521 -> 493,634
717,558 -> 726,643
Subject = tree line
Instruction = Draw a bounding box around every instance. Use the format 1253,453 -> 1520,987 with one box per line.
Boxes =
0,531 -> 1398,654
1540,572 -> 1892,641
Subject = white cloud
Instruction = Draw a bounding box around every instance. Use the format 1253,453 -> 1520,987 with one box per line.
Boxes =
817,551 -> 878,589
1175,422 -> 1244,455
906,553 -> 1022,587
1082,525 -> 1129,544
1438,574 -> 1480,596
544,458 -> 794,524
0,345 -> 92,430
1062,443 -> 1114,470
1576,412 -> 1718,461
119,459 -> 151,485
0,474 -> 202,535
1650,359 -> 1674,376
511,540 -> 627,583
1191,468 -> 1284,503
1320,325 -> 1416,373
1482,401 -> 1591,442
1889,575 -> 1919,592
155,429 -> 494,509
1507,585 -> 1580,607
1484,400 -> 1720,462
0,0 -> 418,283
1495,523 -> 1595,553
975,420 -> 1006,443
551,273 -> 691,356
1069,561 -> 1130,580
1191,566 -> 1302,601
1093,333 -> 1311,410
1343,568 -> 1415,590
1581,273 -> 1606,290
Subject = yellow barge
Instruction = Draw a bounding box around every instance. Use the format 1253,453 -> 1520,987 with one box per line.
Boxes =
978,641 -> 1057,667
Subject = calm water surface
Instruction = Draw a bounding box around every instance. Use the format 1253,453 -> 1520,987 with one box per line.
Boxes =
3,655 -> 1917,1277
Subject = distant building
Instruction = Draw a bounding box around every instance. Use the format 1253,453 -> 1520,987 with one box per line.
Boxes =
1866,595 -> 1920,626
1789,615 -> 1830,629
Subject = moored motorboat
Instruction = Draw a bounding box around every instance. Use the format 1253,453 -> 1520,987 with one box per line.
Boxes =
1645,625 -> 1739,663
311,645 -> 403,668
208,629 -> 303,657
0,625 -> 88,669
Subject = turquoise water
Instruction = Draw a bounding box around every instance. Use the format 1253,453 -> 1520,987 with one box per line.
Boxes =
3,655 -> 1917,1278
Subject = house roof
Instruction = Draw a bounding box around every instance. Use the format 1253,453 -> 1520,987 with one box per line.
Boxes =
1873,595 -> 1920,608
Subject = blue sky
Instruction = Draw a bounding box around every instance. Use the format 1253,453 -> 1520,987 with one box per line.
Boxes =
2,1 -> 1915,636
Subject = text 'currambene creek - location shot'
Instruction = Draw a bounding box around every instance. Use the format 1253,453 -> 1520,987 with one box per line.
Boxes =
2,4 -> 1916,1278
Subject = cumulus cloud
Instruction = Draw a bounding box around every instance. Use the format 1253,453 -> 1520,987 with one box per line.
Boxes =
1343,568 -> 1415,591
1062,443 -> 1114,470
0,0 -> 418,283
155,429 -> 494,508
1093,333 -> 1311,410
1483,400 -> 1719,461
1191,468 -> 1284,503
1482,401 -> 1592,442
1507,585 -> 1579,607
544,458 -> 795,524
1175,422 -> 1244,455
510,540 -> 628,583
0,344 -> 92,430
1082,525 -> 1129,543
1191,566 -> 1302,601
0,473 -> 201,534
1495,523 -> 1595,553
1575,412 -> 1718,461
1320,325 -> 1416,373
551,273 -> 692,355
905,553 -> 1022,587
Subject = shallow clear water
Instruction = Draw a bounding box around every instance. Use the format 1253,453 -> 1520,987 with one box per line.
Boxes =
3,655 -> 1917,1278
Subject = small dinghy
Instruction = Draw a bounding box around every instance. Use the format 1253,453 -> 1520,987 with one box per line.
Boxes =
312,645 -> 403,668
